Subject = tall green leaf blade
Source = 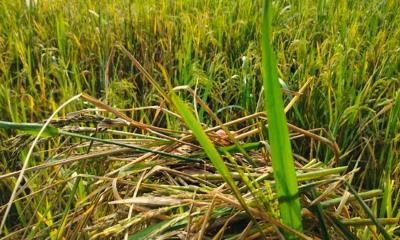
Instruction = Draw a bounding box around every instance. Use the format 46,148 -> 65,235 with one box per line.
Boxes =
261,0 -> 303,236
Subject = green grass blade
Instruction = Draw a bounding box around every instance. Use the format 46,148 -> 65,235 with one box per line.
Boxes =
56,176 -> 81,240
328,216 -> 358,240
345,181 -> 392,239
59,130 -> 202,163
169,93 -> 266,237
0,121 -> 59,137
306,191 -> 330,239
0,121 -> 202,163
170,94 -> 237,189
261,0 -> 303,236
128,219 -> 172,240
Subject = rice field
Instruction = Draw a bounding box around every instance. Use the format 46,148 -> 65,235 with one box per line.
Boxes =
0,0 -> 399,239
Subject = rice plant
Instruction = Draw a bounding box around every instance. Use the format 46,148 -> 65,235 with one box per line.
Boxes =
0,0 -> 399,239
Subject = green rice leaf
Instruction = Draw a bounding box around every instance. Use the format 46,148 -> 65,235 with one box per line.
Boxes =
261,0 -> 303,236
170,94 -> 241,194
329,216 -> 358,240
0,121 -> 59,138
170,93 -> 266,237
345,181 -> 392,239
128,220 -> 172,240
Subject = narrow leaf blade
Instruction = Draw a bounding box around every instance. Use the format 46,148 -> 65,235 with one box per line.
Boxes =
0,121 -> 59,137
261,0 -> 303,235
